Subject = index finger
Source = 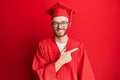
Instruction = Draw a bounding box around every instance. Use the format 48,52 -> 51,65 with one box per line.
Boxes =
67,48 -> 79,53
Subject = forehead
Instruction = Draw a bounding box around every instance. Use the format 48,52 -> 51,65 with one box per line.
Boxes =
52,16 -> 69,22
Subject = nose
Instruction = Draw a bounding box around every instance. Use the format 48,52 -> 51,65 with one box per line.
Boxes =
58,23 -> 62,29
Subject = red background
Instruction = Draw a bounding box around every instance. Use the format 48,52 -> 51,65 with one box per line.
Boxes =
0,0 -> 120,80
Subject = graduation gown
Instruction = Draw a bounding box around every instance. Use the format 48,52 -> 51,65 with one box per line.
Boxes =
32,37 -> 95,80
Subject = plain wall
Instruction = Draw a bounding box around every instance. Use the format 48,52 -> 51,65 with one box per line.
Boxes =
0,0 -> 120,80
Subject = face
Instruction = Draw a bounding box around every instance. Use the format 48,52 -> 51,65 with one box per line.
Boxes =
52,16 -> 69,37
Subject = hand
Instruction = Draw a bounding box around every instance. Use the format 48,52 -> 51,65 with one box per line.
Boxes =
57,47 -> 78,65
55,47 -> 78,72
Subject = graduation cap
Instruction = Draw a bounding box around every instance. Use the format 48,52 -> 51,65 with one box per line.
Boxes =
46,1 -> 76,21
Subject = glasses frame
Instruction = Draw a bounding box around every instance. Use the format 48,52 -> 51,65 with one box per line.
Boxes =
52,21 -> 69,27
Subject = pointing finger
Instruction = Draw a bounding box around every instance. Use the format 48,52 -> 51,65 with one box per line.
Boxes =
67,48 -> 78,53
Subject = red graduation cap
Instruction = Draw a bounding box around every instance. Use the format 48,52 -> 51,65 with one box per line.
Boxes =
46,1 -> 76,21
46,1 -> 76,35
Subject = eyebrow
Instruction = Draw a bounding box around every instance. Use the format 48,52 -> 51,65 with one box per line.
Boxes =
52,21 -> 68,22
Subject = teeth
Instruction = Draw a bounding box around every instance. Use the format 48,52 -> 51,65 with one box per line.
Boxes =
58,30 -> 64,32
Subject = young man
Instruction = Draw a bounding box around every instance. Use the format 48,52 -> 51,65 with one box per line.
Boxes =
32,1 -> 95,80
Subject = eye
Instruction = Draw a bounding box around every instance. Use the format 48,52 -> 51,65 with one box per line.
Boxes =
52,22 -> 58,25
61,21 -> 68,25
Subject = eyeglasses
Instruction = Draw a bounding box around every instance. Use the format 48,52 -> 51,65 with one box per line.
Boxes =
52,21 -> 69,27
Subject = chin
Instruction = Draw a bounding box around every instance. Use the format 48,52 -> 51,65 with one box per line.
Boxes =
55,33 -> 66,37
54,30 -> 67,37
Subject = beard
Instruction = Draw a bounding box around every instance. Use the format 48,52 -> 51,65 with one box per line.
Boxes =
53,28 -> 67,37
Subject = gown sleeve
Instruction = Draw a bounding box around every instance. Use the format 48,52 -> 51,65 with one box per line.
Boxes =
77,43 -> 96,80
32,42 -> 57,80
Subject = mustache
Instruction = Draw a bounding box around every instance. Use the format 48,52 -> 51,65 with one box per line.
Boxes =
57,28 -> 65,30
56,29 -> 65,31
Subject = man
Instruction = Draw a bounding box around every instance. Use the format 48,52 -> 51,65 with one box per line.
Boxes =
32,1 -> 95,80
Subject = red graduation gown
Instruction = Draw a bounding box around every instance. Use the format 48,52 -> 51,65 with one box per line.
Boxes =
32,37 -> 95,80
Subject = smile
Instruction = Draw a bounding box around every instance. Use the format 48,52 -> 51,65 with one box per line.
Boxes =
57,29 -> 64,33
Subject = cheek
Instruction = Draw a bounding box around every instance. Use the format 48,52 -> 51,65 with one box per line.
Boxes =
65,27 -> 69,30
52,27 -> 56,31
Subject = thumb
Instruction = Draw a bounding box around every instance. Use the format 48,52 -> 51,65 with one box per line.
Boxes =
61,47 -> 66,54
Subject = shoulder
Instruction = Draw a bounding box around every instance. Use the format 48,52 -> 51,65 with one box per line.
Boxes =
38,37 -> 54,46
69,37 -> 85,47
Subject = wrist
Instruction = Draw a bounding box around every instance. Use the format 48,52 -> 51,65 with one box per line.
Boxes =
56,59 -> 64,66
55,59 -> 63,72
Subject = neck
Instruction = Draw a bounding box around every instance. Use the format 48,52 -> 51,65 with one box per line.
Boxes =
55,35 -> 68,43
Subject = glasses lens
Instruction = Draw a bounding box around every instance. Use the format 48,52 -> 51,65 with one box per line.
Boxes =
52,21 -> 68,27
61,21 -> 68,26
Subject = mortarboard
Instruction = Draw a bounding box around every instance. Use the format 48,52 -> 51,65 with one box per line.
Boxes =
46,1 -> 76,21
46,1 -> 76,35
